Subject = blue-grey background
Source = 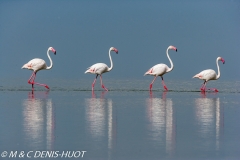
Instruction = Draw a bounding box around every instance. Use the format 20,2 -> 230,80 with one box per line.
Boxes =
0,0 -> 239,83
1,1 -> 240,160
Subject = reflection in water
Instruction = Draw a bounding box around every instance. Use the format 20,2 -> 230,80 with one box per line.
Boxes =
85,91 -> 116,155
195,97 -> 224,150
22,91 -> 54,150
146,92 -> 175,155
85,98 -> 106,139
107,100 -> 113,150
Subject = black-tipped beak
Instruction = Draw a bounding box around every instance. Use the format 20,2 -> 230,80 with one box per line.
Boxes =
54,51 -> 56,55
176,49 -> 177,52
221,58 -> 225,64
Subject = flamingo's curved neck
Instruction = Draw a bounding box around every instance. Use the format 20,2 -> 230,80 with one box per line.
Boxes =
216,58 -> 221,79
166,48 -> 173,72
107,49 -> 113,72
46,49 -> 53,70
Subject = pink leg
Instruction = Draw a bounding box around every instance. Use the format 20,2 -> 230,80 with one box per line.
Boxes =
28,72 -> 35,84
28,72 -> 49,90
100,75 -> 108,91
149,76 -> 157,91
200,83 -> 204,91
200,81 -> 218,92
161,77 -> 168,91
34,82 -> 49,89
200,81 -> 207,92
92,75 -> 98,91
28,72 -> 36,90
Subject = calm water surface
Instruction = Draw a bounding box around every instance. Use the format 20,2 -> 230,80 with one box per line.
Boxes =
0,80 -> 240,160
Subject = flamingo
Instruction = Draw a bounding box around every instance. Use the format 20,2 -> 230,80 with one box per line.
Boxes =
22,47 -> 56,90
85,47 -> 118,91
193,57 -> 225,92
144,45 -> 177,91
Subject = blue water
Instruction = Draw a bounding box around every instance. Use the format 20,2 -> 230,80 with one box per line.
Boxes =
0,79 -> 240,160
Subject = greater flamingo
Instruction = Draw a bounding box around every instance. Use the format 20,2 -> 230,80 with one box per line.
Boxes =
22,47 -> 56,90
193,57 -> 225,92
85,47 -> 118,91
144,45 -> 177,91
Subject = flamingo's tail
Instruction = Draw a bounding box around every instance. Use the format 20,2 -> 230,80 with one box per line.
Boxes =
192,74 -> 200,78
144,72 -> 149,76
144,68 -> 153,76
21,63 -> 29,69
84,69 -> 90,74
85,67 -> 93,74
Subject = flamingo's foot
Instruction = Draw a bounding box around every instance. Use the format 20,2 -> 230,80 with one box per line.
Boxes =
164,86 -> 168,91
205,88 -> 218,92
201,90 -> 206,94
45,85 -> 49,89
92,83 -> 95,91
149,84 -> 153,90
208,88 -> 218,92
102,85 -> 108,91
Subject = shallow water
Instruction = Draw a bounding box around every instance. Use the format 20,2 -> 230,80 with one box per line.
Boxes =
0,80 -> 240,160
1,79 -> 240,92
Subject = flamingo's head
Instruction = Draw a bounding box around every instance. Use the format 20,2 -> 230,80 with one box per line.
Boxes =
49,47 -> 56,55
168,45 -> 177,52
110,47 -> 118,54
218,57 -> 225,64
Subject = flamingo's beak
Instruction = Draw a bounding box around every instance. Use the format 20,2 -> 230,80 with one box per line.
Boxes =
52,48 -> 56,55
221,58 -> 225,64
115,49 -> 118,54
175,48 -> 177,52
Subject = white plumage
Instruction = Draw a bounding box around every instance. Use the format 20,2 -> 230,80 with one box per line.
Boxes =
193,69 -> 217,81
85,63 -> 109,75
145,64 -> 170,77
144,45 -> 177,91
193,57 -> 225,92
22,47 -> 56,90
85,47 -> 118,91
22,58 -> 48,72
